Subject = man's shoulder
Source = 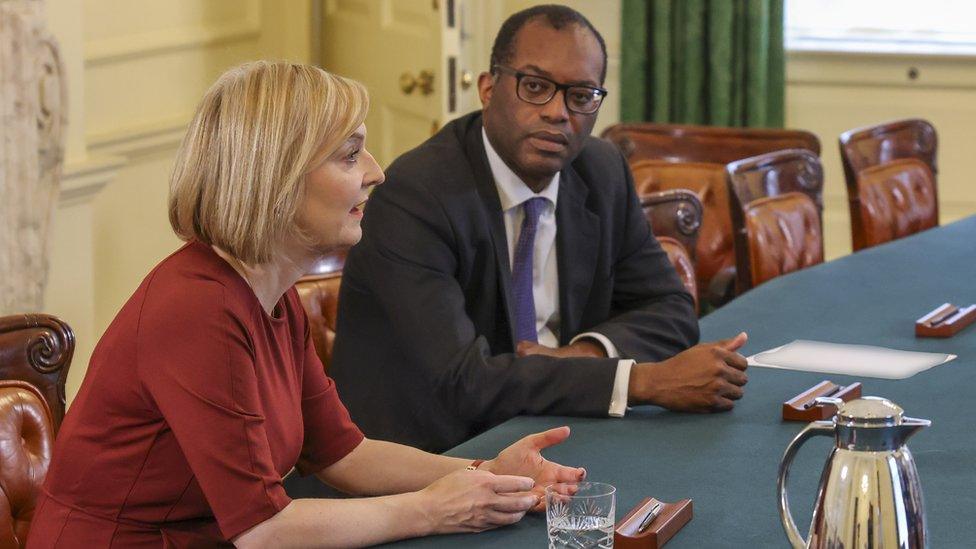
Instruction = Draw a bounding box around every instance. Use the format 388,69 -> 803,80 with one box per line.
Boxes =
571,134 -> 626,179
385,112 -> 481,184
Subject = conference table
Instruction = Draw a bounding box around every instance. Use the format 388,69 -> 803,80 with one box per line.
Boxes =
384,216 -> 976,547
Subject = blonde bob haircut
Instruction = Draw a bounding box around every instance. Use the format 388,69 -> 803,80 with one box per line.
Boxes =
169,61 -> 369,264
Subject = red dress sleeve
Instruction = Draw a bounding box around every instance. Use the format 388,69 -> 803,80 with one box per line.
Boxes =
138,281 -> 291,540
295,308 -> 365,476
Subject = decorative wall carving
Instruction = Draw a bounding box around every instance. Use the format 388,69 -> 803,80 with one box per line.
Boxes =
0,0 -> 67,314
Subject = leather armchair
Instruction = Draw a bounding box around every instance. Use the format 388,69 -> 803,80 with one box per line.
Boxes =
737,193 -> 823,291
0,314 -> 73,548
295,251 -> 347,373
726,150 -> 824,293
631,160 -> 733,309
839,119 -> 939,251
850,158 -> 938,251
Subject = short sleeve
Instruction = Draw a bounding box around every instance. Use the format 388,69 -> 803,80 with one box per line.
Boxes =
138,282 -> 291,540
295,330 -> 365,476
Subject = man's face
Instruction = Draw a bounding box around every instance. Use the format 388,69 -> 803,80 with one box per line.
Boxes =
479,19 -> 604,191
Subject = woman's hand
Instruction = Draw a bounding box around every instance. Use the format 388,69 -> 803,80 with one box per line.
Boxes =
483,426 -> 586,511
416,469 -> 537,534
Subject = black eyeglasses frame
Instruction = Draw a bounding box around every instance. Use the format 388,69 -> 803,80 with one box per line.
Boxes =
492,65 -> 608,115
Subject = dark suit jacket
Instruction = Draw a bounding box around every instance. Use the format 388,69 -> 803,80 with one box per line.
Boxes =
330,112 -> 698,452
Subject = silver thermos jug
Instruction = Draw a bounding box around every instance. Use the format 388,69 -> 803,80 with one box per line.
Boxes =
777,396 -> 930,548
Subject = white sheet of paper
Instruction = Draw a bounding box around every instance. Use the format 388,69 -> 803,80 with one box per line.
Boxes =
748,340 -> 956,379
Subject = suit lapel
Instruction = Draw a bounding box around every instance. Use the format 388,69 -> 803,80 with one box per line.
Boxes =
556,165 -> 600,344
464,117 -> 517,344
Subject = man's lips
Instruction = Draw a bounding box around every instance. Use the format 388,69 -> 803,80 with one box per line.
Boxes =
527,131 -> 569,153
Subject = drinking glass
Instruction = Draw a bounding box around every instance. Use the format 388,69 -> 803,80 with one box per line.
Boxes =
546,481 -> 616,549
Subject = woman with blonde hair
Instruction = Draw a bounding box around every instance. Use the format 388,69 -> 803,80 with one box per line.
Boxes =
27,61 -> 584,548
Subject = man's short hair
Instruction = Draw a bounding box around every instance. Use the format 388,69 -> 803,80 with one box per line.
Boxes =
490,4 -> 608,83
168,61 -> 368,264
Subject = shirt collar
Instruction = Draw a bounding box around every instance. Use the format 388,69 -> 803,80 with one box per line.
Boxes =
482,127 -> 559,212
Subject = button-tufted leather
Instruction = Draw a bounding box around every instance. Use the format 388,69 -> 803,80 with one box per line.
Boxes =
0,383 -> 54,549
655,236 -> 699,313
631,160 -> 732,307
741,193 -> 823,289
0,314 -> 72,548
295,251 -> 347,374
851,158 -> 938,251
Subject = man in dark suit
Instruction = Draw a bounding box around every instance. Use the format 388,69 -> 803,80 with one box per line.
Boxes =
331,5 -> 749,452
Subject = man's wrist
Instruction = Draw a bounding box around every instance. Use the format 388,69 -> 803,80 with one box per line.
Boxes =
628,362 -> 657,405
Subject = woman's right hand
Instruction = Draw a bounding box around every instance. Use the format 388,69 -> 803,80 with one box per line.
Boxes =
416,469 -> 537,534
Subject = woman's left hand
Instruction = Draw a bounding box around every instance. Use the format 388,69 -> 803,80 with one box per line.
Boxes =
482,426 -> 586,512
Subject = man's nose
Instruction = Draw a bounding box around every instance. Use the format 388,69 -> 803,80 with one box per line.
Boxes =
539,89 -> 570,122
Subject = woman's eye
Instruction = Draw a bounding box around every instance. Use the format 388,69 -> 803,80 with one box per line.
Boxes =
346,149 -> 361,162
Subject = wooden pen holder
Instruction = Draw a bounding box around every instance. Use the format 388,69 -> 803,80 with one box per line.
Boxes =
614,497 -> 692,549
915,303 -> 976,338
782,380 -> 862,421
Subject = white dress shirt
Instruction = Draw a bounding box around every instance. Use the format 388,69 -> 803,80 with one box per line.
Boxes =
482,129 -> 632,416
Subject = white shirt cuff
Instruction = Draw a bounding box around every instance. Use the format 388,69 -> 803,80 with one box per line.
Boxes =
608,360 -> 634,417
570,332 -> 631,417
572,332 -> 620,358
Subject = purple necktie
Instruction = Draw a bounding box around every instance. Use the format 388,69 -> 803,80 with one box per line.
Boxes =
512,197 -> 548,344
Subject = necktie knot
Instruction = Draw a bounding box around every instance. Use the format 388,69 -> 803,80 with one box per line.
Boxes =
521,196 -> 548,225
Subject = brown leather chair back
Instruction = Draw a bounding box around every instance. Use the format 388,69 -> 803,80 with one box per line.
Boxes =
630,160 -> 733,307
727,150 -> 824,293
737,193 -> 824,291
295,251 -> 347,373
839,118 -> 938,189
849,158 -> 938,251
603,122 -> 821,165
640,190 -> 703,313
0,314 -> 74,548
726,148 -> 825,221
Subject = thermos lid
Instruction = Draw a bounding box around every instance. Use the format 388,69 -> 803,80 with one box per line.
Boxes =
836,396 -> 904,427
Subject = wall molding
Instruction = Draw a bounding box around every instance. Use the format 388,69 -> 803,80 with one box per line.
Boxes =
59,155 -> 125,207
787,51 -> 976,90
86,117 -> 188,161
84,0 -> 261,66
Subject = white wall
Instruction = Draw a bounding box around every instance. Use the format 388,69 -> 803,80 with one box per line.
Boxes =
44,0 -> 314,401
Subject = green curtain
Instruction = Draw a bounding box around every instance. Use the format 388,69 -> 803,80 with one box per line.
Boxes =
621,0 -> 784,128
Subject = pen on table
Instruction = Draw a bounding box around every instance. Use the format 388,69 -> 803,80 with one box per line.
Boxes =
927,304 -> 959,327
637,501 -> 664,533
804,385 -> 843,409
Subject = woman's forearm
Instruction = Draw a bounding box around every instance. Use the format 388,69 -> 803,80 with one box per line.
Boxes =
234,493 -> 431,549
317,438 -> 477,495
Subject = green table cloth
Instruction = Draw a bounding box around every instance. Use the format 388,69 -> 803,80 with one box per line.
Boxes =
383,216 -> 976,547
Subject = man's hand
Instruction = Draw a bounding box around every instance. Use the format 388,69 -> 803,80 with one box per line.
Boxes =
516,339 -> 607,359
629,332 -> 749,412
482,426 -> 587,512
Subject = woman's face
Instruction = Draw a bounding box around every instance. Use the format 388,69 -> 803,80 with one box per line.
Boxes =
297,124 -> 385,252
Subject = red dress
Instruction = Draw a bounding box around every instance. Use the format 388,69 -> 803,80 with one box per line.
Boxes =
27,241 -> 364,547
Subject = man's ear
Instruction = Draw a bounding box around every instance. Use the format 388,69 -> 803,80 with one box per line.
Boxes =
477,71 -> 494,107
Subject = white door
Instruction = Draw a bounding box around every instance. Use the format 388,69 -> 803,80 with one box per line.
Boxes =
319,0 -> 463,167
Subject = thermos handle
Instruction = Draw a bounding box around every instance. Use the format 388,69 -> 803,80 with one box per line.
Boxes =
777,421 -> 835,549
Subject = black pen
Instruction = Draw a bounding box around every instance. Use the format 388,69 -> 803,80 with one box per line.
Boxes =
637,502 -> 664,533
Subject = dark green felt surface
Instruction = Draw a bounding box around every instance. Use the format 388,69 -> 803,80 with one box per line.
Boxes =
382,217 -> 976,547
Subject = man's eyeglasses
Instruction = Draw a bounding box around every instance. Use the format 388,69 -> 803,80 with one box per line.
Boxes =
492,65 -> 608,115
